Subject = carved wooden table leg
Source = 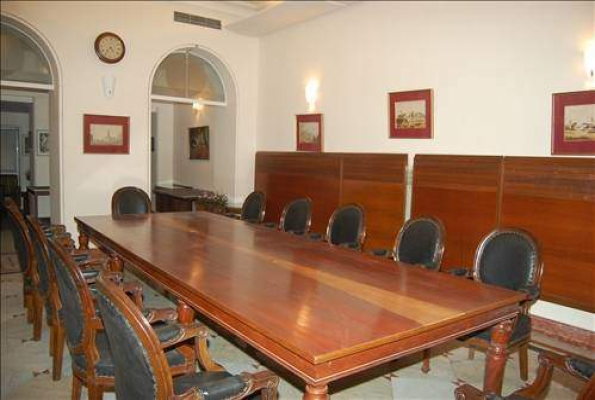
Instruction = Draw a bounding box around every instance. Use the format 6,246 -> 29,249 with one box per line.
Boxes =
303,384 -> 328,400
78,231 -> 89,250
177,301 -> 195,324
109,254 -> 124,273
483,319 -> 514,395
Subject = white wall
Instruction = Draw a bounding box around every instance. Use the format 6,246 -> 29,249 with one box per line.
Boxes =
2,0 -> 260,230
256,1 -> 595,330
151,102 -> 174,186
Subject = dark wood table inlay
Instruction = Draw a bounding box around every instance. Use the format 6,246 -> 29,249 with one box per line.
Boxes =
75,212 -> 524,399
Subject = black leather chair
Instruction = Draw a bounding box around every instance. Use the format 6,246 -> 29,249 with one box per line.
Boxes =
264,197 -> 312,235
423,228 -> 543,379
455,350 -> 594,400
47,237 -> 207,400
310,203 -> 366,250
111,186 -> 152,215
94,273 -> 280,400
372,216 -> 446,271
240,190 -> 266,223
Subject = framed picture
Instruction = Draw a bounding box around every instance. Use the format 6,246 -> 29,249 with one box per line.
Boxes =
389,89 -> 433,139
296,113 -> 323,152
37,130 -> 49,156
189,126 -> 209,160
551,90 -> 595,155
83,114 -> 129,154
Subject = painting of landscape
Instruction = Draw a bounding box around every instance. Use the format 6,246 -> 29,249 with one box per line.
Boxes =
395,99 -> 426,129
564,104 -> 595,142
90,123 -> 124,146
298,121 -> 320,144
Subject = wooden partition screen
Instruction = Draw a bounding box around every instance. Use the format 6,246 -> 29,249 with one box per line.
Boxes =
501,157 -> 595,312
412,154 -> 595,312
255,152 -> 407,250
411,155 -> 503,271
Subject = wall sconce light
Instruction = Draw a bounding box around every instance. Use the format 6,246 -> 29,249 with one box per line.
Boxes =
102,75 -> 116,98
584,39 -> 595,87
192,100 -> 204,112
305,79 -> 319,113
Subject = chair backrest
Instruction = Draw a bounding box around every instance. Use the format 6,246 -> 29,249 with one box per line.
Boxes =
394,216 -> 446,271
25,217 -> 53,296
241,191 -> 266,223
95,275 -> 173,399
325,203 -> 366,248
279,197 -> 312,233
111,186 -> 152,216
3,198 -> 34,275
47,238 -> 98,371
472,228 -> 543,293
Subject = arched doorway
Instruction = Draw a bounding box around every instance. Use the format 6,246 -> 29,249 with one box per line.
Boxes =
1,13 -> 63,223
148,45 -> 237,206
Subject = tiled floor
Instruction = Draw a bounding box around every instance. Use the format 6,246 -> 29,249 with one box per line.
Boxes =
0,262 -> 581,399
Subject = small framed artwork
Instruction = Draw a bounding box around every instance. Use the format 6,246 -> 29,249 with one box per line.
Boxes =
551,90 -> 595,155
189,126 -> 210,160
83,114 -> 129,154
37,130 -> 50,156
296,113 -> 323,152
389,89 -> 433,139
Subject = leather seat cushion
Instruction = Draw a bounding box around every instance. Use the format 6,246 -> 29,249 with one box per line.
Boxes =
152,324 -> 182,343
73,331 -> 187,377
567,357 -> 595,380
465,314 -> 531,344
173,371 -> 247,399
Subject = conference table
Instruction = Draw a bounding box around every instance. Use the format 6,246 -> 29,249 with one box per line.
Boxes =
75,211 -> 525,399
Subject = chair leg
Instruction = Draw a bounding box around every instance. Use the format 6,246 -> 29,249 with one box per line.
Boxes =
519,343 -> 529,381
49,321 -> 55,356
71,375 -> 82,400
52,324 -> 65,381
421,349 -> 431,373
468,347 -> 475,360
88,385 -> 103,400
32,293 -> 43,341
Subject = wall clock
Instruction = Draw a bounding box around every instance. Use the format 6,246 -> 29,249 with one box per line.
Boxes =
94,32 -> 125,64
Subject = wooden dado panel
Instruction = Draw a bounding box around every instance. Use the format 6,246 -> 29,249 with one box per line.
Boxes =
412,154 -> 594,313
411,155 -> 503,271
255,152 -> 407,250
501,157 -> 595,312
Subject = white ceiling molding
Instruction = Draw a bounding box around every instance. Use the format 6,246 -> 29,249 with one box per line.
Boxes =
172,1 -> 357,37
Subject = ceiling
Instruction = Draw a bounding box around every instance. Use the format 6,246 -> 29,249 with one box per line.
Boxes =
175,1 -> 357,36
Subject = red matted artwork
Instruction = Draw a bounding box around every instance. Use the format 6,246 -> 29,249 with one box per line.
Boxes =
296,113 -> 323,152
83,114 -> 130,154
389,89 -> 433,139
552,90 -> 595,155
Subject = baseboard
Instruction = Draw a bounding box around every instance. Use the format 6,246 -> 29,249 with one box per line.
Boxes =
531,315 -> 595,352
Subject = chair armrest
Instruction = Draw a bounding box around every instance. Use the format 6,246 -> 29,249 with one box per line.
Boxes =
263,222 -> 278,229
370,248 -> 392,258
143,307 -> 178,324
308,232 -> 324,241
339,242 -> 361,250
225,212 -> 241,220
519,286 -> 540,302
510,352 -> 555,398
454,384 -> 489,400
449,267 -> 471,278
122,282 -> 144,308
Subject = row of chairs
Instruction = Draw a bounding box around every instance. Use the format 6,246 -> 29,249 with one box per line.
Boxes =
2,198 -> 279,400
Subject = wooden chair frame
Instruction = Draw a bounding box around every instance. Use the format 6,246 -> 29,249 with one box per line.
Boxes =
324,203 -> 367,249
241,190 -> 266,223
95,274 -> 280,400
111,186 -> 152,216
392,215 -> 446,270
278,197 -> 312,234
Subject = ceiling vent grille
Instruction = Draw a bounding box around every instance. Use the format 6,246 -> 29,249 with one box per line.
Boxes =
174,11 -> 222,30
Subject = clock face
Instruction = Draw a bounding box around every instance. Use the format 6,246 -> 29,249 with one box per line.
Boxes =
95,32 -> 125,63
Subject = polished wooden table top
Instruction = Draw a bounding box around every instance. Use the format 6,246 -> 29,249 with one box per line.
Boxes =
76,212 -> 524,386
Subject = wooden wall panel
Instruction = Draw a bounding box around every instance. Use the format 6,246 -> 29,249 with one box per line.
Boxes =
501,157 -> 595,312
255,153 -> 341,233
411,155 -> 503,271
254,152 -> 407,249
341,154 -> 407,250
